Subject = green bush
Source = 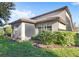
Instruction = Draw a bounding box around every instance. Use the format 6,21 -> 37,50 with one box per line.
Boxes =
52,31 -> 76,46
38,30 -> 54,45
34,30 -> 77,46
4,25 -> 12,36
0,28 -> 5,36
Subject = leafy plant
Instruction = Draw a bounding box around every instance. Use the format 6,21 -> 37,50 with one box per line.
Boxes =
34,30 -> 77,46
0,28 -> 4,36
52,31 -> 76,46
38,30 -> 54,45
4,25 -> 12,36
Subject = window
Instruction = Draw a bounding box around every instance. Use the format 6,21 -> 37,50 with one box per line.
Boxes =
37,25 -> 52,31
38,26 -> 42,31
47,25 -> 52,31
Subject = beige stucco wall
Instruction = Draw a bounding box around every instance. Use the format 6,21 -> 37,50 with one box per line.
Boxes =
58,22 -> 66,30
52,22 -> 59,31
21,22 -> 25,40
35,28 -> 39,36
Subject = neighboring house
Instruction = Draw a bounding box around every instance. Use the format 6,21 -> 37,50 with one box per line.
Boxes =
10,6 -> 74,41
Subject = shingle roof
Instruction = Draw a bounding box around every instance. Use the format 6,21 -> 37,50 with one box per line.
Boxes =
31,6 -> 71,19
10,18 -> 36,24
10,17 -> 65,25
35,17 -> 65,24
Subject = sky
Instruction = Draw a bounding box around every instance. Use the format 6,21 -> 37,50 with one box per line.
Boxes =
9,2 -> 79,26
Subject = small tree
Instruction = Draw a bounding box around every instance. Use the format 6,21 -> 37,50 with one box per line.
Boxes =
0,2 -> 15,24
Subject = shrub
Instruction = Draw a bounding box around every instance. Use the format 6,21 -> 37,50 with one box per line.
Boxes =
4,25 -> 12,36
37,30 -> 54,45
52,31 -> 76,46
34,30 -> 77,46
0,28 -> 5,36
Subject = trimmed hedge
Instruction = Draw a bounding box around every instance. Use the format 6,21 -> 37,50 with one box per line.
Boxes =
33,30 -> 79,46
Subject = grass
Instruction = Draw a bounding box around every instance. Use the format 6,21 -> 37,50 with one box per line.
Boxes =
0,36 -> 56,57
0,36 -> 79,57
51,48 -> 79,57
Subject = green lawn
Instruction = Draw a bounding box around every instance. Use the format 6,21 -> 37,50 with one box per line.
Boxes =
51,48 -> 79,57
0,37 -> 79,57
0,37 -> 55,57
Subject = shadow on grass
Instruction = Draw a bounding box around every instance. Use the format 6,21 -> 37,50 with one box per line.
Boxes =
43,49 -> 58,57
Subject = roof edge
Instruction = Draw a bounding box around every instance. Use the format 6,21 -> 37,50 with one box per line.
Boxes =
31,6 -> 70,19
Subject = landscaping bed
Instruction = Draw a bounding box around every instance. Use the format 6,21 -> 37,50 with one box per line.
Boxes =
0,30 -> 79,57
33,43 -> 79,49
33,43 -> 62,48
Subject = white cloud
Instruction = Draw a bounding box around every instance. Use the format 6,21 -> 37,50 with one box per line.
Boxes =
9,9 -> 35,22
71,2 -> 79,5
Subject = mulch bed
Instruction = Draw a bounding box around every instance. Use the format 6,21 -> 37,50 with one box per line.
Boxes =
32,41 -> 79,49
33,43 -> 62,48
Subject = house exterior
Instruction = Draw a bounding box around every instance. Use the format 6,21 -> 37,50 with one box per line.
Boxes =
11,6 -> 74,41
